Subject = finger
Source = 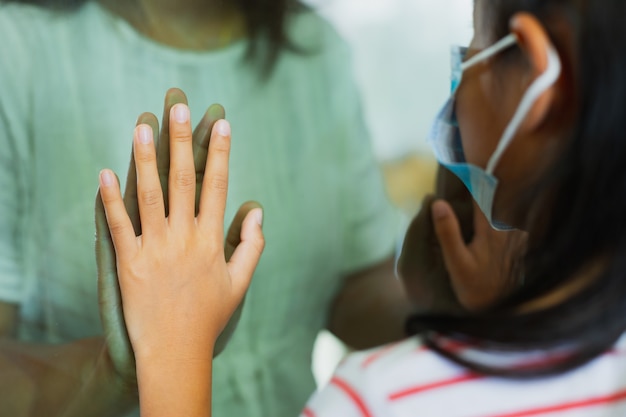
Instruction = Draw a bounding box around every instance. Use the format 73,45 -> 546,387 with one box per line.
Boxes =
227,208 -> 264,301
98,170 -> 137,259
193,104 -> 225,214
167,103 -> 196,226
225,201 -> 263,262
198,119 -> 231,236
157,88 -> 189,215
134,124 -> 166,237
431,199 -> 475,279
95,190 -> 136,376
193,104 -> 226,152
123,113 -> 159,236
468,200 -> 521,269
95,190 -> 116,272
471,200 -> 493,237
468,200 -> 511,254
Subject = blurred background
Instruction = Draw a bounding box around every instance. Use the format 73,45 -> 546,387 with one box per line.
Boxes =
313,0 -> 472,214
306,0 -> 474,387
314,0 -> 473,158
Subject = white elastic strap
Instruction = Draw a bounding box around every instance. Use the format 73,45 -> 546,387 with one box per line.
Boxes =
460,34 -> 518,71
486,43 -> 562,174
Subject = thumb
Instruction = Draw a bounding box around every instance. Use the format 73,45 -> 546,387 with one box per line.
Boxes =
431,199 -> 474,280
227,208 -> 265,300
225,201 -> 263,261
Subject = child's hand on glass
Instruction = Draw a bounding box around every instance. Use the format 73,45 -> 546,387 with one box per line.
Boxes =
98,102 -> 265,367
398,166 -> 526,313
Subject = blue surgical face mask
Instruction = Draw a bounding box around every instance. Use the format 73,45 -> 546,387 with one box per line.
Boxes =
428,34 -> 562,230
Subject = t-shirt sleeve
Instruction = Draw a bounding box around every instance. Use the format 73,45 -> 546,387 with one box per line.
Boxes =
300,351 -> 390,417
0,5 -> 35,304
328,34 -> 402,273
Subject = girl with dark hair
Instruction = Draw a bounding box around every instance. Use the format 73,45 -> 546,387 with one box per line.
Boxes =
102,0 -> 626,415
0,0 -> 407,416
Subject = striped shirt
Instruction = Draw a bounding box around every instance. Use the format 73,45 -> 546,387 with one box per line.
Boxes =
303,335 -> 626,417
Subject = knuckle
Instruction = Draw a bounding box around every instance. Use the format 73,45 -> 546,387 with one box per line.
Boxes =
107,219 -> 128,237
135,149 -> 156,164
173,130 -> 193,143
209,175 -> 228,192
173,169 -> 196,191
100,190 -> 118,205
125,261 -> 153,284
255,235 -> 266,253
211,135 -> 231,153
139,189 -> 163,208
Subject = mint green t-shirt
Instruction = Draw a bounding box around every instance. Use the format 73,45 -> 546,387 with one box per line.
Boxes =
0,2 -> 399,416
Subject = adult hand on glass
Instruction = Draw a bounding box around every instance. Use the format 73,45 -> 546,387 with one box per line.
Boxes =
97,101 -> 264,375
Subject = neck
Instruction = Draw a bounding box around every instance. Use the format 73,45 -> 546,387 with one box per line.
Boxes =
98,0 -> 245,50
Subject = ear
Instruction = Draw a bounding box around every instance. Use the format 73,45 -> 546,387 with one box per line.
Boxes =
510,13 -> 560,133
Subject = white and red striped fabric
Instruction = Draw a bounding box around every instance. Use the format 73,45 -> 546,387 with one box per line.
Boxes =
302,335 -> 626,417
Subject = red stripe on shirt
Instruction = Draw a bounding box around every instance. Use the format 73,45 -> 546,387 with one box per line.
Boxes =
606,348 -> 626,356
483,388 -> 626,417
415,345 -> 429,354
412,336 -> 474,356
302,407 -> 316,417
437,339 -> 474,353
362,342 -> 400,368
510,351 -> 573,371
389,373 -> 482,401
330,376 -> 373,417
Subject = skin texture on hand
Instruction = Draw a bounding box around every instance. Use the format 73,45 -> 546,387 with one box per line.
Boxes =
99,99 -> 264,417
95,89 -> 228,388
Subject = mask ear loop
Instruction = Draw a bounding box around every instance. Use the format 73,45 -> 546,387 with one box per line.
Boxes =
461,34 -> 518,71
486,41 -> 562,174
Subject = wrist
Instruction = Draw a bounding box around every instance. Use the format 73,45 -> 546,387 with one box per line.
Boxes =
135,347 -> 214,417
132,328 -> 218,368
135,344 -> 215,373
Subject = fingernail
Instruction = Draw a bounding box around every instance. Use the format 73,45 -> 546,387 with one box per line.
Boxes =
138,125 -> 152,144
174,104 -> 189,123
215,119 -> 231,136
254,208 -> 263,226
432,201 -> 449,220
100,169 -> 114,187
